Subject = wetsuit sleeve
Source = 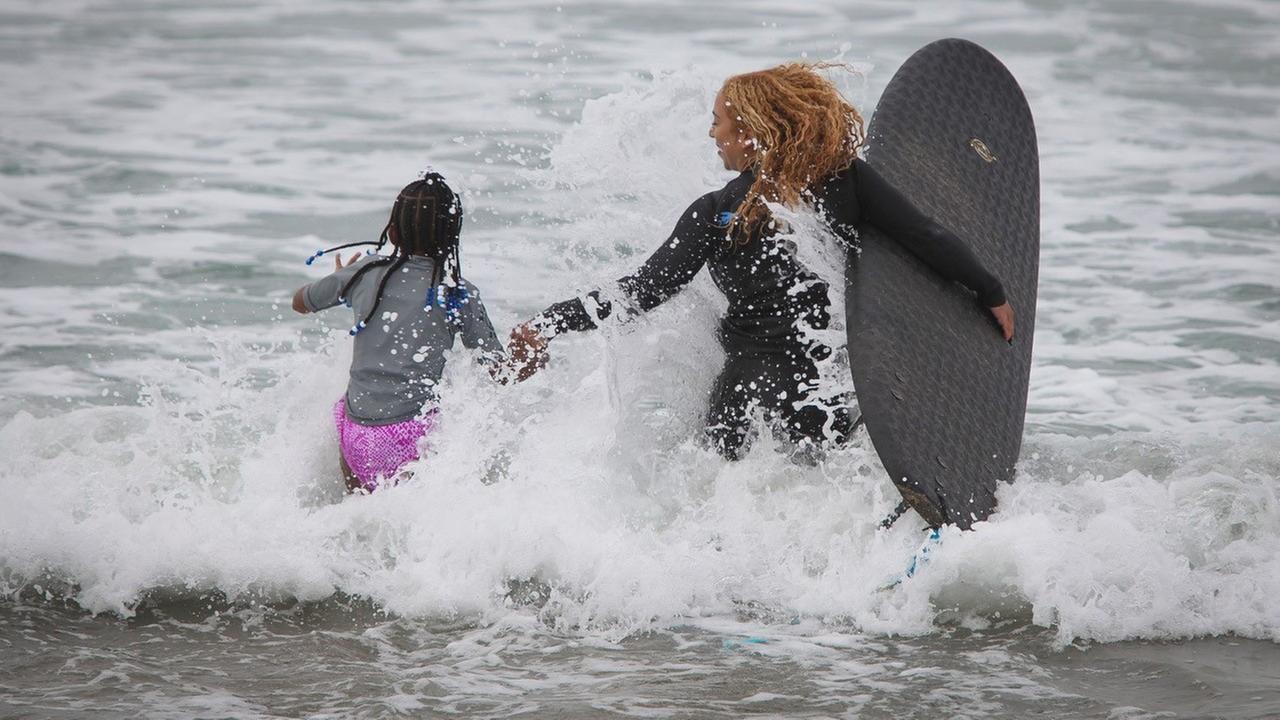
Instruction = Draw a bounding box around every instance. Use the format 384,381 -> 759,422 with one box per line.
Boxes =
535,193 -> 722,334
458,284 -> 503,360
852,159 -> 1007,307
301,257 -> 368,312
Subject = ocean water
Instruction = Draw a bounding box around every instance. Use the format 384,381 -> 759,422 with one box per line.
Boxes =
2,0 -> 1278,717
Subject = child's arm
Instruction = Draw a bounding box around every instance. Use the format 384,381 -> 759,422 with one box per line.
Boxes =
291,253 -> 362,315
291,286 -> 312,314
459,285 -> 546,384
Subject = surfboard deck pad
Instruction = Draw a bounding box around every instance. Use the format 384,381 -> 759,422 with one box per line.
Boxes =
846,38 -> 1040,529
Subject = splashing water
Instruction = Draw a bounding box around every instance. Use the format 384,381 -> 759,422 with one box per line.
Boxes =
2,0 -> 1279,716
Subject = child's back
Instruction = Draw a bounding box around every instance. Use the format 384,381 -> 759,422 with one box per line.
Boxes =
301,255 -> 498,425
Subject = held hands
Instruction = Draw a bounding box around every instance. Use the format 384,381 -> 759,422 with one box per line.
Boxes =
505,322 -> 550,382
989,302 -> 1015,343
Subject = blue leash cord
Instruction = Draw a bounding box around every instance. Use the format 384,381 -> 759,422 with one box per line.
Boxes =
903,528 -> 941,579
879,527 -> 942,591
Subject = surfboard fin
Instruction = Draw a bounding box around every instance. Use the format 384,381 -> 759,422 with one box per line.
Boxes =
895,484 -> 946,529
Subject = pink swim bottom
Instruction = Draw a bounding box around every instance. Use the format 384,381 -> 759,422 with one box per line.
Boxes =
333,399 -> 437,492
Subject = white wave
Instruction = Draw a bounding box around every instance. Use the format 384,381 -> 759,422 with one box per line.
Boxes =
2,0 -> 1278,652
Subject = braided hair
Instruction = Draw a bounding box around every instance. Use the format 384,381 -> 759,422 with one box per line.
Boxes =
304,172 -> 467,335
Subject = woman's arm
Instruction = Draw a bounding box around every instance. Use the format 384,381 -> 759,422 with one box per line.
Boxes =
508,193 -> 723,368
846,159 -> 1015,341
531,193 -> 722,336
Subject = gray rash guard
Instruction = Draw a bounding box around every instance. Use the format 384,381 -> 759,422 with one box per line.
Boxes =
302,255 -> 500,425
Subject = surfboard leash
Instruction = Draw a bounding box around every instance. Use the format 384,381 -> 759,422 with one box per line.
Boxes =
878,527 -> 943,591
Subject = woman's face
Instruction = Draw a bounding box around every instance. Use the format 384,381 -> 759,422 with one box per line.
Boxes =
709,90 -> 755,172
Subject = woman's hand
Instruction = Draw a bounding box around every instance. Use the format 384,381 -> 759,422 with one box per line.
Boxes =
507,322 -> 549,382
989,302 -> 1015,343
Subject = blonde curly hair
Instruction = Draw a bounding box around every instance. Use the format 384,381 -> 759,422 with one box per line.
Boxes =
720,62 -> 865,242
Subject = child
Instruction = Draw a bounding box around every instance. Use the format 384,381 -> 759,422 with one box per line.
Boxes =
291,172 -> 542,493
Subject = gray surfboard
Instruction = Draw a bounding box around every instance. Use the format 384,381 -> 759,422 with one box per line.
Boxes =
846,38 -> 1040,530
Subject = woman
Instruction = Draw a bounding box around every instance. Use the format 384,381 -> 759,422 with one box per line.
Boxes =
510,63 -> 1015,459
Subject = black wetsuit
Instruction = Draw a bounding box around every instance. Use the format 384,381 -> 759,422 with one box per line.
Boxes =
536,158 -> 1006,459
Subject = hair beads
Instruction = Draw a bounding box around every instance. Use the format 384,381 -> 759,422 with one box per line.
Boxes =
307,171 -> 468,332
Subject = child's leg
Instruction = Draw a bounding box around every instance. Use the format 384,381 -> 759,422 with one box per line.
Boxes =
339,452 -> 362,493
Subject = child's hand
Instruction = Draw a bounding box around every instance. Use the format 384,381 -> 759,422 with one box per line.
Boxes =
292,252 -> 363,314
